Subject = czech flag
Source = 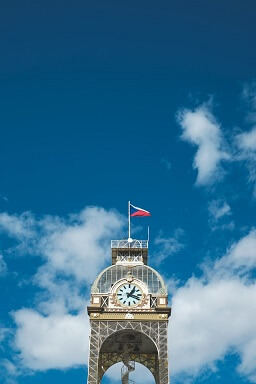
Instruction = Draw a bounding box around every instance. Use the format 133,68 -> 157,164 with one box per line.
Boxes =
130,204 -> 151,217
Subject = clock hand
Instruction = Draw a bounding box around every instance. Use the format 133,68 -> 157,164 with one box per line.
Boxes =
129,295 -> 140,300
127,286 -> 136,298
130,286 -> 136,295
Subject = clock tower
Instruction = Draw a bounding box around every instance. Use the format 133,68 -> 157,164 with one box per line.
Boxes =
87,237 -> 171,384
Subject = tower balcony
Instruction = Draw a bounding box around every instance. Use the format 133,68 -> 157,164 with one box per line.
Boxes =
111,239 -> 148,249
111,239 -> 148,265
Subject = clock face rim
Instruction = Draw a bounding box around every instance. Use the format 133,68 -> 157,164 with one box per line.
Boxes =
116,283 -> 143,307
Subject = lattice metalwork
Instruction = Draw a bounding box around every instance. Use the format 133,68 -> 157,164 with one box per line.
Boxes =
87,320 -> 169,384
116,250 -> 143,263
100,352 -> 158,378
117,250 -> 143,258
111,240 -> 148,249
150,297 -> 157,308
101,297 -> 108,307
91,265 -> 167,294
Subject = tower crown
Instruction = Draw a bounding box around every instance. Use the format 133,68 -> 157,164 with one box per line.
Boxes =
89,237 -> 170,311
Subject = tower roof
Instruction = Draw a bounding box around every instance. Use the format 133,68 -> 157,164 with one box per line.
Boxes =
91,264 -> 167,295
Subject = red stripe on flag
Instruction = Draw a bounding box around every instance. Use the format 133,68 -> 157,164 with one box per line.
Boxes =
130,211 -> 151,217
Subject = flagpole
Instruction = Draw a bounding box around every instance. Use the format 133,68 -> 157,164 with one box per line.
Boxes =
128,201 -> 131,241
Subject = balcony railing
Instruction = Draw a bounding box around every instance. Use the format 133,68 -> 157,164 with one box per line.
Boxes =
111,239 -> 148,249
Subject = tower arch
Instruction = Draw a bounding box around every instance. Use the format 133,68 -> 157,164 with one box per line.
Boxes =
99,329 -> 159,383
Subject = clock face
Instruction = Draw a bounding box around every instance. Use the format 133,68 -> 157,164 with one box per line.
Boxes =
116,283 -> 143,307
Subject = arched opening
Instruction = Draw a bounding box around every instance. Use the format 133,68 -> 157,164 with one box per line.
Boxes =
98,329 -> 158,383
101,362 -> 155,384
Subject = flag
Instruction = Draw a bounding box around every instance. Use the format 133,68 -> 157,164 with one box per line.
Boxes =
130,203 -> 151,217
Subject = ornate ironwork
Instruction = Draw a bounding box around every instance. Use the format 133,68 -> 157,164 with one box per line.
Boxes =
87,320 -> 169,384
111,240 -> 148,249
91,265 -> 167,295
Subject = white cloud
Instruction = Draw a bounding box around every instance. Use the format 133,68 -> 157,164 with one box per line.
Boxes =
154,229 -> 185,263
0,359 -> 18,384
0,207 -> 124,284
176,91 -> 256,194
13,309 -> 89,370
234,82 -> 256,194
170,278 -> 256,380
236,128 -> 256,193
0,212 -> 38,258
0,327 -> 10,344
0,207 -> 124,289
242,82 -> 256,123
214,229 -> 256,274
0,206 -> 125,373
178,105 -> 229,186
208,199 -> 234,231
170,229 -> 256,383
208,199 -> 231,221
37,207 -> 124,283
0,212 -> 35,241
237,127 -> 256,152
0,254 -> 7,276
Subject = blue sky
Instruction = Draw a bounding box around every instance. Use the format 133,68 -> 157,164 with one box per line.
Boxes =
1,0 -> 256,383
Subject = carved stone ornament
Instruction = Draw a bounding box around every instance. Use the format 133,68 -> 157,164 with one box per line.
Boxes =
110,294 -> 122,307
139,294 -> 149,308
126,270 -> 134,283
